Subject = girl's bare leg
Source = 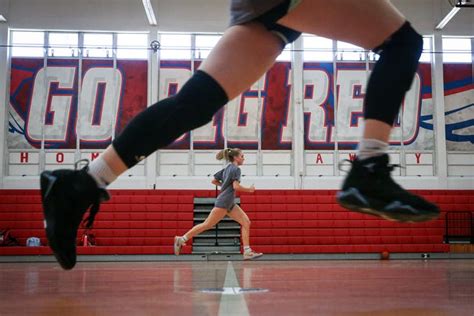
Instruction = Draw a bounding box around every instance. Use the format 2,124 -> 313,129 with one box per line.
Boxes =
183,207 -> 228,240
226,205 -> 251,247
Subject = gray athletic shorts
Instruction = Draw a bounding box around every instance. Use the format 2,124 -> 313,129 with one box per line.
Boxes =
215,201 -> 236,212
229,0 -> 302,45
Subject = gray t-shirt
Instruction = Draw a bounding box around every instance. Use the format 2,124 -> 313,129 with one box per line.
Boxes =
214,163 -> 241,210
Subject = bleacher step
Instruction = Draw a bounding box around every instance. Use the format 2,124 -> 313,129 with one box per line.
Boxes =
195,231 -> 241,238
192,245 -> 241,254
192,197 -> 242,254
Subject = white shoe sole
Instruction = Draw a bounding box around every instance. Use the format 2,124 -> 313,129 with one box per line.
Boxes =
243,253 -> 263,260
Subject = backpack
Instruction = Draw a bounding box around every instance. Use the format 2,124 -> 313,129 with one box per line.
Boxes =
0,229 -> 20,246
26,237 -> 41,247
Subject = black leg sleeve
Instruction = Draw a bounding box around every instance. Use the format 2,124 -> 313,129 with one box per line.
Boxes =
363,22 -> 423,125
112,70 -> 228,168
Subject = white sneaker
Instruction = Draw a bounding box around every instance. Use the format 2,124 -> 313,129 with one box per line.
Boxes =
174,236 -> 185,255
243,250 -> 263,260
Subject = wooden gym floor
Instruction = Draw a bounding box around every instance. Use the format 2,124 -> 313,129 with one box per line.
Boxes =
1,259 -> 473,315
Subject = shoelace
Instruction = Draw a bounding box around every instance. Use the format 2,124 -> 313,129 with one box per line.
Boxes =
74,158 -> 91,171
83,195 -> 102,229
74,159 -> 107,229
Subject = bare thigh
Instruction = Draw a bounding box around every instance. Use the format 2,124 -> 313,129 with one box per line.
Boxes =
199,22 -> 283,100
205,207 -> 229,227
278,0 -> 406,49
226,205 -> 250,226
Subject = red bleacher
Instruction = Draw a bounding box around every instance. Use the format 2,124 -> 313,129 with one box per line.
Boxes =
1,189 -> 472,256
240,192 -> 474,254
0,190 -> 195,255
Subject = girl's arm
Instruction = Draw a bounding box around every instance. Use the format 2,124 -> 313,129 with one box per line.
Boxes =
212,178 -> 222,186
233,181 -> 255,193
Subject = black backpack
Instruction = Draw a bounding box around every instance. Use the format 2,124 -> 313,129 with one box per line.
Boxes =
0,229 -> 20,246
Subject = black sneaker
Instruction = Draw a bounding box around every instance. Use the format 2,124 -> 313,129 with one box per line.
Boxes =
336,154 -> 440,223
40,160 -> 109,270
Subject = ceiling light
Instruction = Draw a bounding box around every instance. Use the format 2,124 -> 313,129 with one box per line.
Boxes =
142,0 -> 157,26
435,6 -> 460,30
456,0 -> 474,7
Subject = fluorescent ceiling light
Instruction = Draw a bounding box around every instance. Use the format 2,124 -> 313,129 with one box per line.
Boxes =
456,0 -> 474,7
0,14 -> 7,22
142,0 -> 157,26
435,6 -> 461,30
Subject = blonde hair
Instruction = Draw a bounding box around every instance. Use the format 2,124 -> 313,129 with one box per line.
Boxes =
216,148 -> 242,162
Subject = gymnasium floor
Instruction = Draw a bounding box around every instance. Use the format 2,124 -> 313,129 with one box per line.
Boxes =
1,259 -> 473,315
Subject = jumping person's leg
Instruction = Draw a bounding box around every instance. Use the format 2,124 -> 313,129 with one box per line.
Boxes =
40,22 -> 285,269
279,0 -> 407,48
277,0 -> 439,222
174,207 -> 228,255
227,205 -> 262,260
277,0 -> 407,144
94,22 -> 284,177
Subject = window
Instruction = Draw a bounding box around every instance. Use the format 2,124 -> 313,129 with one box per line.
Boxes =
303,35 -> 333,61
48,32 -> 79,57
159,34 -> 191,60
442,37 -> 472,63
418,36 -> 433,63
275,43 -> 292,61
360,36 -> 432,63
195,35 -> 221,59
11,31 -> 44,57
83,33 -> 113,58
117,33 -> 148,59
367,51 -> 380,62
336,41 -> 365,61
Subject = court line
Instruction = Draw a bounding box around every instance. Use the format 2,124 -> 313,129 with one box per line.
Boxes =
218,261 -> 250,316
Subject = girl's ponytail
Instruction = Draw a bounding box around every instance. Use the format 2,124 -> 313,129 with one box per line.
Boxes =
216,149 -> 226,161
216,148 -> 241,162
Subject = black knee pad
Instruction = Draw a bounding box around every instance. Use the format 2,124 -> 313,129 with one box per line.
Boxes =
364,22 -> 423,125
113,70 -> 228,167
